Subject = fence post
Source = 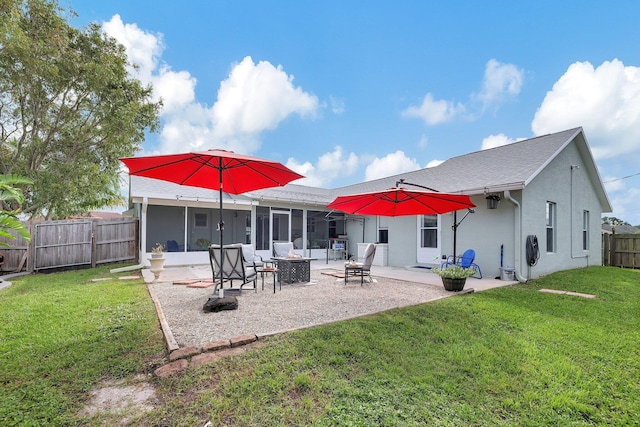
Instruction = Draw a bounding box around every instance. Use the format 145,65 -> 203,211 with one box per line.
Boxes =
26,221 -> 35,273
612,228 -> 617,267
91,220 -> 97,268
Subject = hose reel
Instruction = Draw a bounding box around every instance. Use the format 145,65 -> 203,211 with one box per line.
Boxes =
526,235 -> 540,267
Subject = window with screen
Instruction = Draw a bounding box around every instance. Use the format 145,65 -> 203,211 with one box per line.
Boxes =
582,210 -> 589,250
546,202 -> 556,253
420,215 -> 438,248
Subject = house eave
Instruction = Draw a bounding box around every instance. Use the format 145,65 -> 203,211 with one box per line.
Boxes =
130,196 -> 255,210
459,182 -> 526,196
252,195 -> 331,207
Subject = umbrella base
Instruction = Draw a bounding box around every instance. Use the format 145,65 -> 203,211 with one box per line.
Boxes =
203,296 -> 238,312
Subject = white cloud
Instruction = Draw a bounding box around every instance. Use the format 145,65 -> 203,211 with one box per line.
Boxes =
481,133 -> 517,150
286,158 -> 321,187
102,15 -> 320,155
426,159 -> 444,168
102,15 -> 161,80
287,146 -> 359,187
102,15 -> 196,114
152,66 -> 197,113
211,56 -> 319,139
601,172 -> 640,224
602,176 -> 625,193
364,151 -> 422,181
417,134 -> 428,149
404,59 -> 523,125
608,186 -> 640,224
402,93 -> 465,125
530,58 -> 640,224
475,59 -> 524,109
329,96 -> 345,114
531,59 -> 640,160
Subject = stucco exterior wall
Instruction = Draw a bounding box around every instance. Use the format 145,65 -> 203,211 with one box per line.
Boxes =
520,141 -> 603,279
387,216 -> 417,266
130,130 -> 608,275
448,195 -> 517,280
340,194 -> 517,279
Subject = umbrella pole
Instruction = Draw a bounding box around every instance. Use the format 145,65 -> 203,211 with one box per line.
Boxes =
452,211 -> 457,264
451,208 -> 474,266
218,166 -> 224,295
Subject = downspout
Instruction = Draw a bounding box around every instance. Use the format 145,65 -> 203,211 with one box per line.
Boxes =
570,165 -> 589,263
504,190 -> 527,283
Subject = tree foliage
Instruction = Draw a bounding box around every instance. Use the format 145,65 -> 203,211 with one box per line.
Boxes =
601,216 -> 630,226
0,174 -> 32,246
0,0 -> 161,219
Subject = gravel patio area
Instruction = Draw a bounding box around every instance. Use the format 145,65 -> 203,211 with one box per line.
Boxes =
150,268 -> 452,348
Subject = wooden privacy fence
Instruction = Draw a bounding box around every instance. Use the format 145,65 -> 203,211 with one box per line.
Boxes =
0,217 -> 138,274
602,233 -> 640,268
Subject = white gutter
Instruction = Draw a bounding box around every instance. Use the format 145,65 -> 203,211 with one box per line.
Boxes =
504,190 -> 528,283
458,182 -> 526,196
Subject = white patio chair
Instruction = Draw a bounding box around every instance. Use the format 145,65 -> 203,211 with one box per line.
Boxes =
344,243 -> 376,285
272,241 -> 294,258
241,244 -> 264,268
209,244 -> 257,294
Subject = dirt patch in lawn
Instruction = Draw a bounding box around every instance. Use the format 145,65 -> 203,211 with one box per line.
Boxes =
78,375 -> 158,424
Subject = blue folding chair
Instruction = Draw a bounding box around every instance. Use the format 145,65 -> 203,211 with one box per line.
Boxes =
441,249 -> 482,279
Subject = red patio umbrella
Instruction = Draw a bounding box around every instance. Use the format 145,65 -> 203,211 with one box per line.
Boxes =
120,149 -> 304,289
326,186 -> 476,263
326,187 -> 475,217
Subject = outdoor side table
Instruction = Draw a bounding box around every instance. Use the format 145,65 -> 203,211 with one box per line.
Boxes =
257,267 -> 280,293
345,263 -> 365,285
271,257 -> 313,283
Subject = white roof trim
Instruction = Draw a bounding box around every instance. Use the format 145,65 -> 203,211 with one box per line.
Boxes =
131,196 -> 254,210
523,127 -> 581,187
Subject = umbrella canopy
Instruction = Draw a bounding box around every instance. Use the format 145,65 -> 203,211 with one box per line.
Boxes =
120,149 -> 304,290
327,187 -> 476,262
120,149 -> 303,194
326,187 -> 475,217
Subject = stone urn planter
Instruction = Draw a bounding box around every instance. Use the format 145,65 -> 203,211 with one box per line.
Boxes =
148,256 -> 165,282
149,243 -> 165,281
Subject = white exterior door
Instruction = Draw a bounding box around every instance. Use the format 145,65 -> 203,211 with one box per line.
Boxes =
271,210 -> 291,245
416,215 -> 441,263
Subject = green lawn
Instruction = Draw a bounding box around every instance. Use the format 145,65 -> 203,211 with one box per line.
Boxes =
0,265 -> 165,425
1,266 -> 638,425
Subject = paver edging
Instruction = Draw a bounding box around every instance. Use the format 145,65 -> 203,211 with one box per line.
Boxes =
154,334 -> 259,377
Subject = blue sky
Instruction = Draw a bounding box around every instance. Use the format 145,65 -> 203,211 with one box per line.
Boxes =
71,1 -> 640,224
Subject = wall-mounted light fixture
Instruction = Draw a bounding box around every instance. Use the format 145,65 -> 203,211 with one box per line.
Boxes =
486,194 -> 500,209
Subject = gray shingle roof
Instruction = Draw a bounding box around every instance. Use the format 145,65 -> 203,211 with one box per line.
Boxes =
129,127 -> 610,211
333,127 -> 582,196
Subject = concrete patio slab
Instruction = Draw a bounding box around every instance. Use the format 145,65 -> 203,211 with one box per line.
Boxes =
140,260 -> 520,291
